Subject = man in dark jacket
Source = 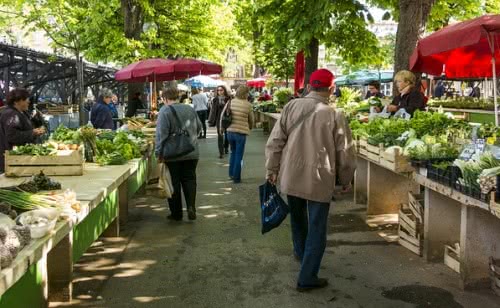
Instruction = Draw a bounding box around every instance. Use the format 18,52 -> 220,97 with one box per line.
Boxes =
91,88 -> 114,129
126,92 -> 145,117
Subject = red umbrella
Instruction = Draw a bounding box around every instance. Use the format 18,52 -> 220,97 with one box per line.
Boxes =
247,78 -> 266,88
410,15 -> 500,78
410,14 -> 500,124
294,51 -> 305,95
115,58 -> 223,82
155,58 -> 222,78
115,58 -> 175,82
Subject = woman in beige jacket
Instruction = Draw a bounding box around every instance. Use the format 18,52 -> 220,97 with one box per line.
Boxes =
221,85 -> 254,183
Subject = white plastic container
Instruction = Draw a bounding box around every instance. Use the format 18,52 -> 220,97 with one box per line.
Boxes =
17,208 -> 60,239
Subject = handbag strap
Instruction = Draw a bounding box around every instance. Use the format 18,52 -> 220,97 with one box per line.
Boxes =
282,99 -> 318,136
168,105 -> 189,136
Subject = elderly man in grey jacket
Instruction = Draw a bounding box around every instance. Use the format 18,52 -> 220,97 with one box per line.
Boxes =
265,69 -> 356,292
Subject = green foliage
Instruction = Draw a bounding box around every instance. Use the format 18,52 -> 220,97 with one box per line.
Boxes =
272,88 -> 294,108
336,87 -> 362,108
50,125 -> 81,144
0,0 -> 243,66
427,97 -> 495,111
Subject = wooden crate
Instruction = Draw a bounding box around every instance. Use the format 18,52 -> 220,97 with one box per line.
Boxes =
380,148 -> 414,173
357,137 -> 367,157
408,192 -> 424,221
398,203 -> 423,256
5,149 -> 84,177
489,257 -> 500,296
444,244 -> 460,273
366,143 -> 382,163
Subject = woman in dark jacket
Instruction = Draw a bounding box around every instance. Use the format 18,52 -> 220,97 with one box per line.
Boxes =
388,70 -> 425,117
91,88 -> 114,129
0,88 -> 46,173
208,85 -> 230,158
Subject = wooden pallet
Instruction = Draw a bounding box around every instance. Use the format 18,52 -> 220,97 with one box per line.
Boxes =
398,203 -> 423,256
444,244 -> 460,273
5,148 -> 84,177
380,148 -> 414,173
47,105 -> 78,115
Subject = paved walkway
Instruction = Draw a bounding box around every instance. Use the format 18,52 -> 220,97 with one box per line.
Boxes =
53,127 -> 500,308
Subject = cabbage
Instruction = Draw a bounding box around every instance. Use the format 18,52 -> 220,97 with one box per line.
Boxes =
403,139 -> 425,156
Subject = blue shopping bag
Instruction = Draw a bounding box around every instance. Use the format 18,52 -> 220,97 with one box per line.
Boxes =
259,181 -> 289,234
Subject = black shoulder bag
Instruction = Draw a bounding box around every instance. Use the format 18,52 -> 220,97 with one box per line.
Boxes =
221,100 -> 232,130
162,105 -> 195,160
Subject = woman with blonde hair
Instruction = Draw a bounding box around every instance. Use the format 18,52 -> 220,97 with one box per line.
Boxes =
388,70 -> 425,116
221,85 -> 254,183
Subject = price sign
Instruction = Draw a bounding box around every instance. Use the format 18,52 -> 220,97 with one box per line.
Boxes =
475,139 -> 485,154
459,144 -> 476,161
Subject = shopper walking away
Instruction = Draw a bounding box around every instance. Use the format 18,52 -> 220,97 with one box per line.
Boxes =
191,88 -> 209,139
155,86 -> 202,221
91,88 -> 114,129
265,69 -> 356,292
0,88 -> 46,173
221,85 -> 254,183
208,85 -> 230,158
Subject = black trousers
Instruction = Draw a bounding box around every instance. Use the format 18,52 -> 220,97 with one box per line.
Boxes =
216,126 -> 229,156
196,110 -> 208,137
166,160 -> 198,219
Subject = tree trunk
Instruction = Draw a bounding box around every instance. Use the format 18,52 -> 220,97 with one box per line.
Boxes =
393,0 -> 435,95
252,29 -> 264,78
121,0 -> 144,40
304,37 -> 319,85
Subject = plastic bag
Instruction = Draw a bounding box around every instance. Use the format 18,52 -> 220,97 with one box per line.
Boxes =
158,163 -> 174,198
259,182 -> 289,234
368,105 -> 391,121
393,108 -> 411,120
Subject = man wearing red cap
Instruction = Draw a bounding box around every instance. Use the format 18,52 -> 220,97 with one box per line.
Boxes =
265,68 -> 356,291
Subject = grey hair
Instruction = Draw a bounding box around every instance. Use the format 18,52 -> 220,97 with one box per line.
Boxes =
99,88 -> 113,98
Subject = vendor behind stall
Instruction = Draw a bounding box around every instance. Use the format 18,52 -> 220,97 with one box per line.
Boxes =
91,88 -> 114,129
387,70 -> 425,116
0,88 -> 46,173
365,80 -> 384,99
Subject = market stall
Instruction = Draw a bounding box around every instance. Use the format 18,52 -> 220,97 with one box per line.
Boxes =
351,109 -> 500,291
0,123 -> 155,307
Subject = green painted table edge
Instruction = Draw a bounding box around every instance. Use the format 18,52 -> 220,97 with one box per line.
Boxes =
0,259 -> 45,308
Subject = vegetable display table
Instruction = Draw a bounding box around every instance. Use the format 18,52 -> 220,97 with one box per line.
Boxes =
0,155 -> 152,307
356,153 -> 500,290
259,112 -> 280,134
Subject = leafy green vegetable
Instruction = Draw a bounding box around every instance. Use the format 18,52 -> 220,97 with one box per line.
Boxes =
10,144 -> 57,156
50,125 -> 81,144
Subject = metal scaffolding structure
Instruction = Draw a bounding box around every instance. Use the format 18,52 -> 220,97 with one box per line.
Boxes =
0,43 -> 124,104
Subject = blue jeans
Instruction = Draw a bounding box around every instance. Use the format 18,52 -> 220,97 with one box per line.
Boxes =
287,195 -> 330,286
227,132 -> 246,182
